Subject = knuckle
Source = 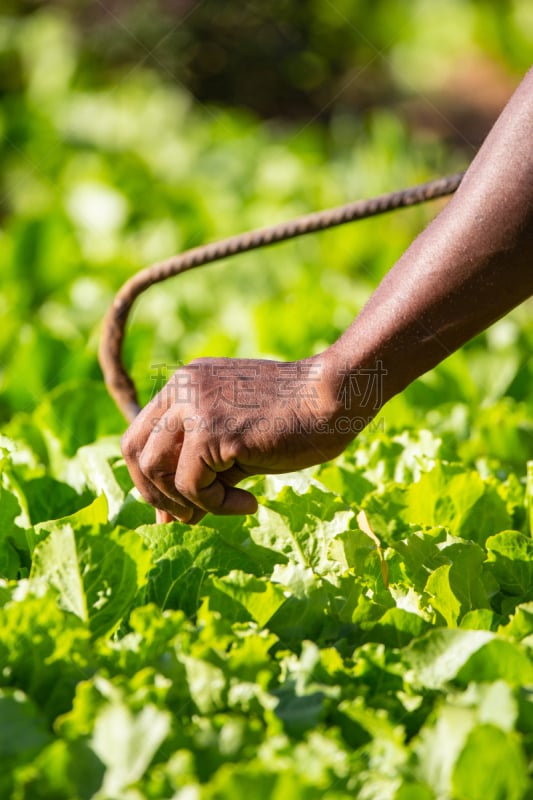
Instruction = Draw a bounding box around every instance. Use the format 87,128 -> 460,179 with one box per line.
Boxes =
174,474 -> 190,500
228,439 -> 254,466
121,429 -> 137,461
138,449 -> 159,478
138,486 -> 161,508
198,481 -> 225,512
229,439 -> 249,460
174,474 -> 222,512
140,485 -> 182,517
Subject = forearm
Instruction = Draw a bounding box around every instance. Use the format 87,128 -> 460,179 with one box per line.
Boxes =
327,67 -> 533,403
123,69 -> 533,523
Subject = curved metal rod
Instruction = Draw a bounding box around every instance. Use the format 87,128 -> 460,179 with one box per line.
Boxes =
99,170 -> 464,422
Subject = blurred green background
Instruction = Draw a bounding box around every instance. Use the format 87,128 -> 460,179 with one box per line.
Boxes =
0,0 -> 532,466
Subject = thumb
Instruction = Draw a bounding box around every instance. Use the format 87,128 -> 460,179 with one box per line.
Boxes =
175,438 -> 258,516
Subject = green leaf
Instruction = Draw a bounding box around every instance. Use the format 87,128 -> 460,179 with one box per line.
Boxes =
415,703 -> 477,797
272,684 -> 325,737
90,694 -> 171,797
358,484 -> 412,544
527,461 -> 533,535
203,570 -> 287,627
330,529 -> 382,579
404,629 -> 494,690
31,522 -> 153,637
74,439 -> 126,519
456,638 -> 533,685
499,601 -> 533,640
336,695 -> 405,754
0,482 -> 24,537
361,607 -> 428,648
0,538 -> 21,581
19,476 -> 93,526
12,739 -> 105,800
266,573 -> 334,647
0,590 -> 91,720
225,628 -> 280,687
424,542 -> 489,626
113,493 -> 156,528
33,381 -> 125,460
35,493 -> 109,541
425,565 -> 461,626
181,655 -> 227,714
0,689 -> 51,758
403,463 -> 511,543
394,784 -> 434,800
32,524 -> 87,620
406,627 -> 533,690
391,531 -> 448,593
414,680 -> 521,799
257,483 -> 354,574
317,461 -> 375,505
139,520 -> 284,615
140,519 -> 283,575
201,765 -> 279,800
475,680 -> 518,731
486,530 -> 533,597
452,724 -> 528,800
460,608 -> 499,631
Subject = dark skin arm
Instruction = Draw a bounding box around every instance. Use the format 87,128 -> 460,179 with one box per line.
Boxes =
122,66 -> 533,524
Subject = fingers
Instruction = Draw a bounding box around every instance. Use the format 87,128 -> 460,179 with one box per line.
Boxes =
154,466 -> 255,525
123,408 -> 257,522
155,508 -> 206,525
174,438 -> 258,516
156,509 -> 175,524
135,409 -> 186,502
121,369 -> 259,523
122,395 -> 200,522
137,407 -> 257,517
124,450 -> 195,521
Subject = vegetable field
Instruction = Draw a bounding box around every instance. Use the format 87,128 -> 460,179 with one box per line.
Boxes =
2,6 -> 533,800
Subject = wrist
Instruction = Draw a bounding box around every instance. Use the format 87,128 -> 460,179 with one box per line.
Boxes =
308,346 -> 388,432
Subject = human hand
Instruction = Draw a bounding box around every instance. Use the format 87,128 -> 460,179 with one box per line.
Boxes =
121,354 -> 380,523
